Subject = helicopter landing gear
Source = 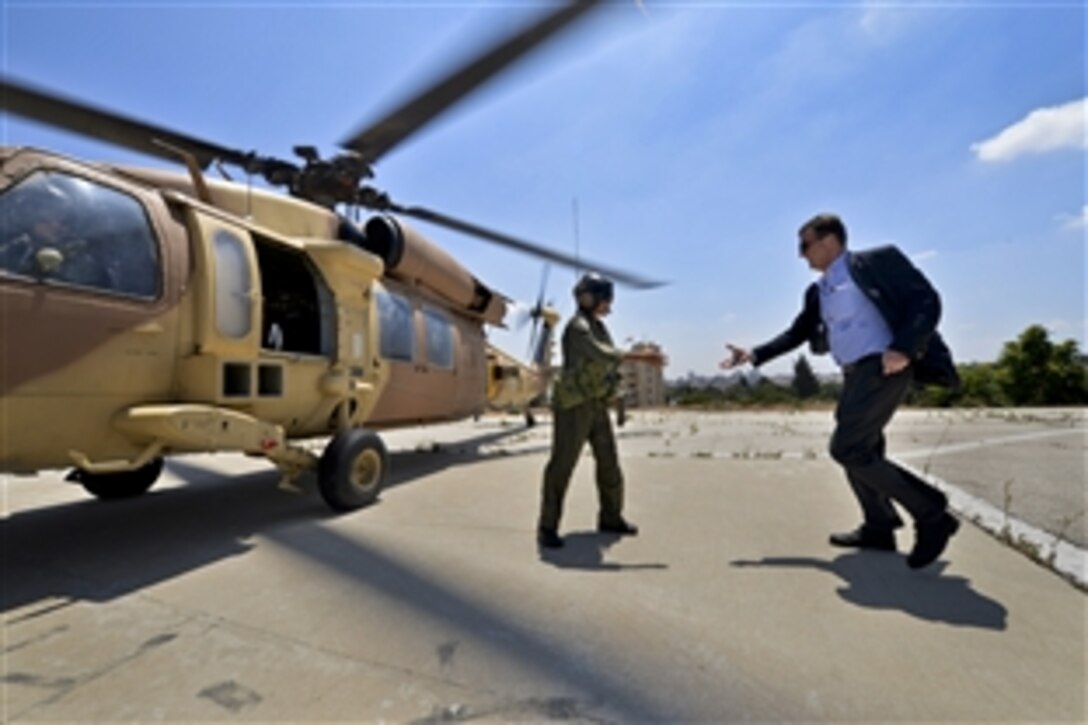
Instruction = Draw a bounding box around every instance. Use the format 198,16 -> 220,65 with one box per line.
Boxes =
318,428 -> 388,512
67,457 -> 165,500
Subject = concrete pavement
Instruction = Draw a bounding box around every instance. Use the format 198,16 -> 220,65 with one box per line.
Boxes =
2,409 -> 1085,721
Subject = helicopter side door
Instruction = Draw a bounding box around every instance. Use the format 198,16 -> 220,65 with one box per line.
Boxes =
0,152 -> 185,471
175,212 -> 344,436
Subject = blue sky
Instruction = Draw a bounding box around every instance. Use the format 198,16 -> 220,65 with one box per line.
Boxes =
3,1 -> 1084,377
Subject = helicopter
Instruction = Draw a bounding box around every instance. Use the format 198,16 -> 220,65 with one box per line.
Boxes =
0,0 -> 661,513
483,263 -> 561,428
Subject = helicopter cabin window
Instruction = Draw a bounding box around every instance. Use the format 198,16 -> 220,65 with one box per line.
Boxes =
375,288 -> 415,362
423,307 -> 455,370
0,170 -> 161,298
213,229 -> 252,338
253,237 -> 331,356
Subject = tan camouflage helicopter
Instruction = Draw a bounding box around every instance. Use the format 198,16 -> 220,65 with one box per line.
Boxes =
0,0 -> 659,512
486,268 -> 561,428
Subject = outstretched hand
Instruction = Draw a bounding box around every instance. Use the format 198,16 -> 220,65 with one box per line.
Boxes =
720,343 -> 752,370
882,349 -> 911,375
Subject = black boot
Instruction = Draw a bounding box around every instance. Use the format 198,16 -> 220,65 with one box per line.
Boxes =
537,527 -> 564,549
829,525 -> 896,551
598,517 -> 638,536
907,513 -> 959,569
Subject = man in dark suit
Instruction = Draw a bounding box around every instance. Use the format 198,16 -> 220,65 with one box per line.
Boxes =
721,213 -> 960,569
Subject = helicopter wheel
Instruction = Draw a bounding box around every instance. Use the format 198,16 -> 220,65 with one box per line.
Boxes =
318,429 -> 388,512
68,457 -> 165,500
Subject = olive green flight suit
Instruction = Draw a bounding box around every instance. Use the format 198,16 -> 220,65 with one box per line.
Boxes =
539,309 -> 626,531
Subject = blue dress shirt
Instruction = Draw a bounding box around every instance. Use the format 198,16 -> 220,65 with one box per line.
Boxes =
819,252 -> 893,367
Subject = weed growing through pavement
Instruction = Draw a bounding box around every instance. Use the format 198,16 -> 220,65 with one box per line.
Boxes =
1048,509 -> 1086,567
1001,479 -> 1014,539
990,477 -> 1087,592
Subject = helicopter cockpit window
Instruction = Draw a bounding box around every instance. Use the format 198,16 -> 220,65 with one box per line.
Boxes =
423,306 -> 455,370
375,287 -> 416,362
213,229 -> 253,339
0,170 -> 161,298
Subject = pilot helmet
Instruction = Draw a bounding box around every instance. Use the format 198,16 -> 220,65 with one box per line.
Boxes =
573,272 -> 614,310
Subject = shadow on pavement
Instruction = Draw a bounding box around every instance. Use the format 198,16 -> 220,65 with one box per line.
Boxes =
263,525 -> 673,722
1,467 -> 321,615
1,426 -> 539,617
731,552 -> 1007,630
537,531 -> 669,572
0,423 -> 543,611
3,460 -> 676,720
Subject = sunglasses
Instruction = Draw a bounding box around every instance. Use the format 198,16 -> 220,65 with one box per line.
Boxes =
798,234 -> 824,254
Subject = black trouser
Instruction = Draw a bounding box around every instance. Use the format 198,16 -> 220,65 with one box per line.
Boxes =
829,355 -> 947,530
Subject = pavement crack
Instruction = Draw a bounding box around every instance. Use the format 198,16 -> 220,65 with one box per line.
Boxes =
2,624 -> 69,654
7,629 -> 180,720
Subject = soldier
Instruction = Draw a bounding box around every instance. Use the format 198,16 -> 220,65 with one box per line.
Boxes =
1,177 -> 69,277
0,175 -> 111,290
537,272 -> 654,549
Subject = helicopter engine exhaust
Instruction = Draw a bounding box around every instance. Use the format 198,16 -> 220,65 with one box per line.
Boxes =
362,215 -> 506,325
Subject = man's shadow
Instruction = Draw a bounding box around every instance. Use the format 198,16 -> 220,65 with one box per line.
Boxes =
731,552 -> 1007,630
538,532 -> 669,572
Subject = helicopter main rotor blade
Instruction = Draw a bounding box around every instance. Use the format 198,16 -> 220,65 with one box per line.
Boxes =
340,0 -> 601,164
389,202 -> 664,290
0,75 -> 267,171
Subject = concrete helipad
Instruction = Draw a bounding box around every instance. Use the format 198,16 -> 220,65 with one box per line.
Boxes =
2,408 -> 1085,721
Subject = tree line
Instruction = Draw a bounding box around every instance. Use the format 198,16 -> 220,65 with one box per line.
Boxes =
670,324 -> 1088,408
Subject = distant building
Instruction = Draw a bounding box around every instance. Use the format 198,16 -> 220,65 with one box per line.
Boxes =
620,341 -> 668,407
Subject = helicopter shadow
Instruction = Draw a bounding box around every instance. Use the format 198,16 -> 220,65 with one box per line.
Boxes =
1,466 -> 323,616
1,458 -> 673,720
537,531 -> 669,572
1,423 -> 546,616
730,552 -> 1007,630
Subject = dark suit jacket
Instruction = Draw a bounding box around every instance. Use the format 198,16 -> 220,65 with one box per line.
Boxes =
752,246 -> 959,387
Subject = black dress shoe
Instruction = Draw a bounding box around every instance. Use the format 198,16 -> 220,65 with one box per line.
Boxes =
598,518 -> 639,536
829,526 -> 896,551
537,527 -> 564,549
907,513 -> 959,569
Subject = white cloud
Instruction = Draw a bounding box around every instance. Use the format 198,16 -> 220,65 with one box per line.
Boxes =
971,98 -> 1087,162
1056,205 -> 1088,231
912,249 -> 939,261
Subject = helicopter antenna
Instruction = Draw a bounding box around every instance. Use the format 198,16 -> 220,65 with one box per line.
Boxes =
571,196 -> 582,280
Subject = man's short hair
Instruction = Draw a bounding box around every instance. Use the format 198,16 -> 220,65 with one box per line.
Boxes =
800,213 -> 847,247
